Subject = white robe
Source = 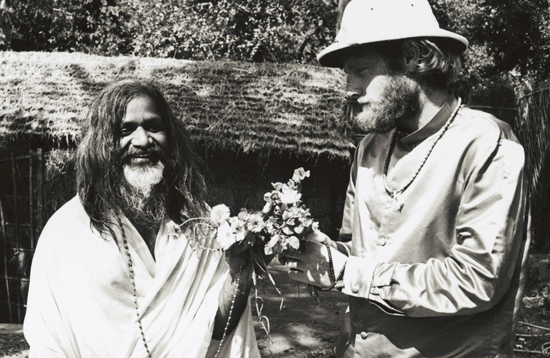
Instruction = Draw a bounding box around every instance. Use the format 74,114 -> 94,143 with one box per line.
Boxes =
24,196 -> 260,358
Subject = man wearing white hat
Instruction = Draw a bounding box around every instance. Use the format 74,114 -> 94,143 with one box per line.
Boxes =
283,0 -> 529,357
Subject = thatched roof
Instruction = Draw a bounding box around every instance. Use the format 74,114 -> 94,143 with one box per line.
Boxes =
0,52 -> 355,161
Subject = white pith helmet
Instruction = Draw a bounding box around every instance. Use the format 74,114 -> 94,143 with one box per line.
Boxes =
317,0 -> 469,68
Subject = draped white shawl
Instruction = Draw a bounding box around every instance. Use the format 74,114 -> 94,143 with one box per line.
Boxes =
24,196 -> 259,358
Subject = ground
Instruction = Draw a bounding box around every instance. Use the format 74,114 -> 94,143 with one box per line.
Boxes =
1,260 -> 550,357
253,262 -> 346,358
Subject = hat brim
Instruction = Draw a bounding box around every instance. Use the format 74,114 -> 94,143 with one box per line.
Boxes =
317,30 -> 468,68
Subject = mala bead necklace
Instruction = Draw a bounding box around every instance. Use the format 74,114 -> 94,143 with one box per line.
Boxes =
118,217 -> 240,358
213,259 -> 245,358
119,218 -> 152,358
383,98 -> 462,213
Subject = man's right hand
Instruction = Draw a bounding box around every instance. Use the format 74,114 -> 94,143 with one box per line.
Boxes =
279,231 -> 347,289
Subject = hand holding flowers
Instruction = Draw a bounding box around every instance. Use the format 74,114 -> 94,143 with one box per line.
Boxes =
181,168 -> 332,334
208,167 -> 318,267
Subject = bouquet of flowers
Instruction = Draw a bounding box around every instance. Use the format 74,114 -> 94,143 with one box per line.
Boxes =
212,167 -> 318,258
182,168 -> 319,334
205,167 -> 320,296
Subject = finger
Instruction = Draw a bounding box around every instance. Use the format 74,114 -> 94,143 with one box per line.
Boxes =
284,260 -> 298,270
306,230 -> 328,243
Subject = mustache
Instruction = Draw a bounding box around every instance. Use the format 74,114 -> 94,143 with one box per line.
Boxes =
119,145 -> 166,164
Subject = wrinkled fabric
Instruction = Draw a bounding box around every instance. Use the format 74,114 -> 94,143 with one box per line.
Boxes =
24,196 -> 260,358
338,96 -> 529,358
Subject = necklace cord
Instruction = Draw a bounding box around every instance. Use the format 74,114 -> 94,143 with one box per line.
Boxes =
119,215 -> 240,358
383,98 -> 462,206
119,217 -> 153,358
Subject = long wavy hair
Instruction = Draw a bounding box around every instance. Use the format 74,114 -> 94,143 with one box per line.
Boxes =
76,79 -> 208,240
373,39 -> 462,89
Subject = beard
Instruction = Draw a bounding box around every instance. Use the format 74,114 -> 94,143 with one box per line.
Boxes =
114,146 -> 169,227
354,74 -> 423,133
123,162 -> 164,198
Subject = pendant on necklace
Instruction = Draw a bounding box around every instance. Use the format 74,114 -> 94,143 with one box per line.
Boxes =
390,194 -> 405,213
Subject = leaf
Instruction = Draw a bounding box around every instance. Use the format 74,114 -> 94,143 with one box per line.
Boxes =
282,226 -> 294,235
288,236 -> 300,249
282,210 -> 291,220
292,167 -> 310,183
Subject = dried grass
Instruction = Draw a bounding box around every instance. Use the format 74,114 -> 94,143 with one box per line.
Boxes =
0,51 -> 354,161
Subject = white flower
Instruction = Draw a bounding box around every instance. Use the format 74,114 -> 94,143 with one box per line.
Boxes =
279,185 -> 301,205
165,221 -> 181,240
246,212 -> 265,233
211,204 -> 231,226
216,221 -> 237,250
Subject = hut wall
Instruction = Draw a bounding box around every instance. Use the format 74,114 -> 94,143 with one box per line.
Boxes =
0,147 -> 75,323
0,148 -> 43,323
515,87 -> 550,251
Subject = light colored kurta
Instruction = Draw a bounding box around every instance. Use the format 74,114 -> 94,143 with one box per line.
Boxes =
338,96 -> 529,357
24,196 -> 260,358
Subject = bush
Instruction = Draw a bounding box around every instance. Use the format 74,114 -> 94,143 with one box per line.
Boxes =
128,0 -> 338,64
9,0 -> 132,55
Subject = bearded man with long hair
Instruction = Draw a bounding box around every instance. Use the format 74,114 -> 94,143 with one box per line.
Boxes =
283,1 -> 529,357
24,79 -> 260,358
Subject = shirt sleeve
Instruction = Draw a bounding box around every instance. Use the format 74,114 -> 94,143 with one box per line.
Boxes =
339,142 -> 361,242
341,133 -> 527,317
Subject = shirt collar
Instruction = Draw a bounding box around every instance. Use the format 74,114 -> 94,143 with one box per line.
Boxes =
399,95 -> 458,145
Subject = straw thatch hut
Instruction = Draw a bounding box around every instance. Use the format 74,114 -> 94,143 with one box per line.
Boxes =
0,51 -> 356,323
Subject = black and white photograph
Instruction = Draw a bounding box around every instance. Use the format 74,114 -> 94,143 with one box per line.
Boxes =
1,0 -> 549,357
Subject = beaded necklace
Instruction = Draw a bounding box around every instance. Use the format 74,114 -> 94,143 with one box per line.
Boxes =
119,219 -> 152,358
383,98 -> 462,213
118,217 -> 237,358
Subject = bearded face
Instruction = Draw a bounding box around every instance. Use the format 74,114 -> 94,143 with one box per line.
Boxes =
78,80 -> 209,240
114,144 -> 168,227
343,46 -> 424,134
114,95 -> 171,226
354,74 -> 423,134
121,146 -> 166,196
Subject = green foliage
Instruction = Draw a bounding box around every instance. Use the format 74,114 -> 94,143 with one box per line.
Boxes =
4,0 -> 550,96
6,0 -> 337,63
430,0 -> 550,103
9,0 -> 131,55
128,0 -> 338,63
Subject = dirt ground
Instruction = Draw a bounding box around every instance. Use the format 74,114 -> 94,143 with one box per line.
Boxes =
253,262 -> 347,358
